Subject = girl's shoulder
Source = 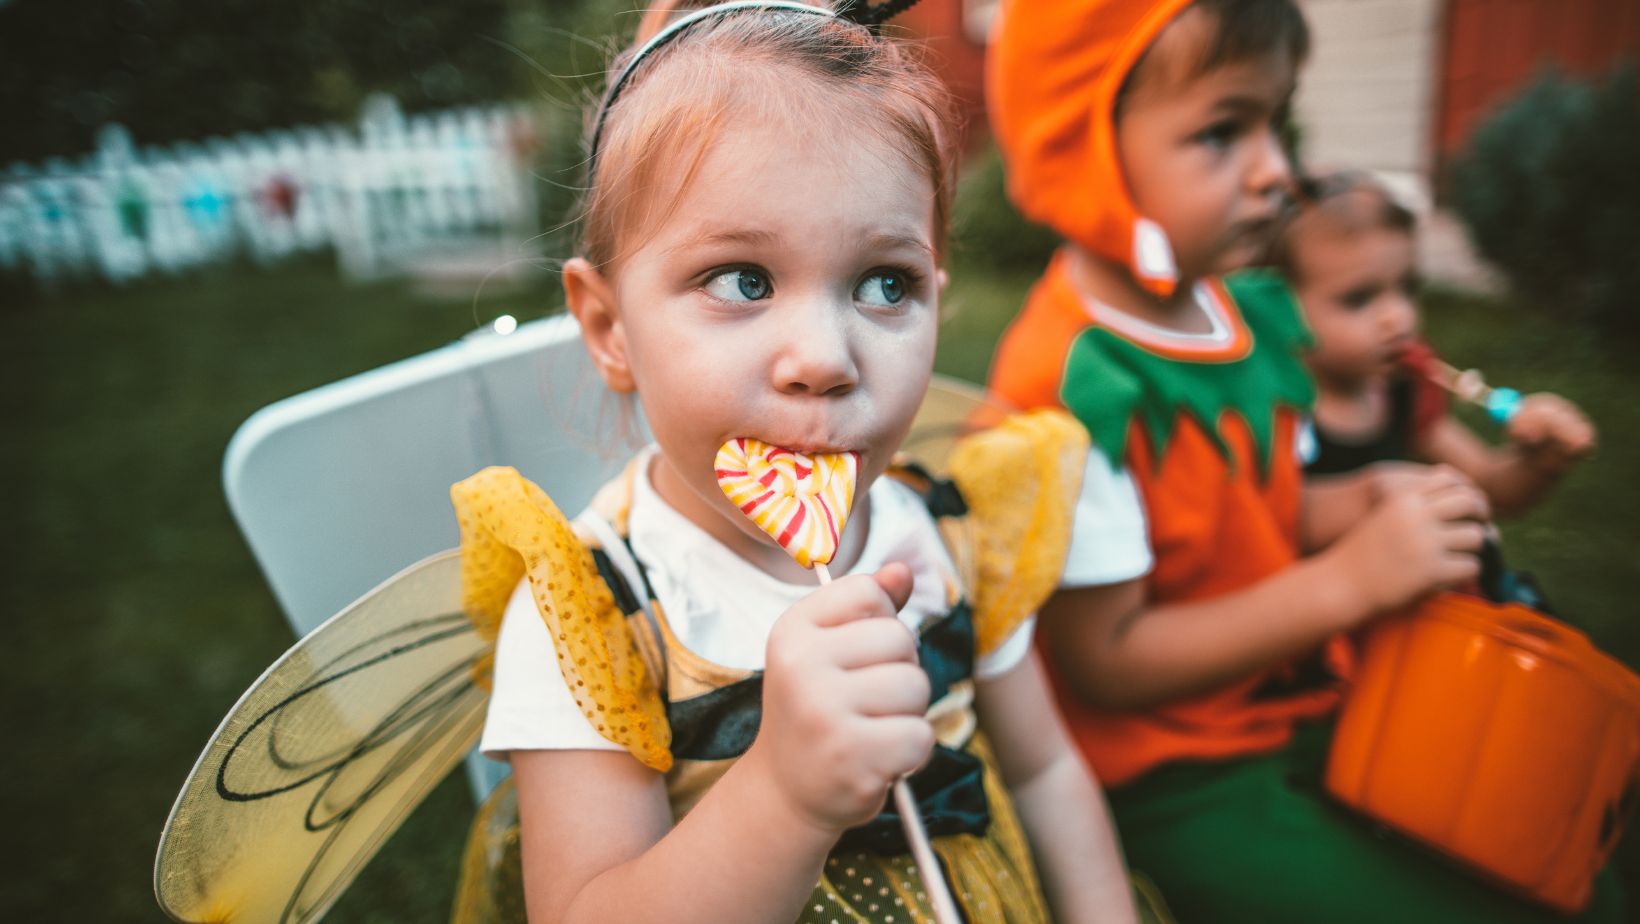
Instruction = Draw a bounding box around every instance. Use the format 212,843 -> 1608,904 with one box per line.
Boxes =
452,464 -> 673,772
892,409 -> 1089,656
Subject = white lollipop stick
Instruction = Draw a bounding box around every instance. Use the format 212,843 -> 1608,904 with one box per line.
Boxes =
810,562 -> 962,924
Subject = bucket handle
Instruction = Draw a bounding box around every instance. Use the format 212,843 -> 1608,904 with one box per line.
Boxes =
1598,774 -> 1640,860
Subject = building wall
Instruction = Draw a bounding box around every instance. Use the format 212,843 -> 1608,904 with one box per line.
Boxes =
1294,0 -> 1445,208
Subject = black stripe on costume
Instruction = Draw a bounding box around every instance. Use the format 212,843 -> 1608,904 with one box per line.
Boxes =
666,602 -> 977,762
835,744 -> 992,853
666,674 -> 765,761
663,600 -> 991,852
589,544 -> 672,704
921,600 -> 974,705
890,460 -> 970,519
590,548 -> 643,617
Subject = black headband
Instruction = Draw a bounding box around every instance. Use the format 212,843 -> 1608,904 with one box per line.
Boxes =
586,0 -> 922,183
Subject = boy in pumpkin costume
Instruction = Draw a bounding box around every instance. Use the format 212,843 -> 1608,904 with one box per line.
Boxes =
984,0 -> 1623,919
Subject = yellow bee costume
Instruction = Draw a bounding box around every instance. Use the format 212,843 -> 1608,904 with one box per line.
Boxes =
154,410 -> 1169,924
449,411 -> 1088,924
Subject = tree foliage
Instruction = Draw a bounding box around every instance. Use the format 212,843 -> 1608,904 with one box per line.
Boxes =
0,0 -> 622,163
1449,62 -> 1640,339
948,144 -> 1061,274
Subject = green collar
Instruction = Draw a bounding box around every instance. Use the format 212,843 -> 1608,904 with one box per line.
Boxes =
1059,270 -> 1315,478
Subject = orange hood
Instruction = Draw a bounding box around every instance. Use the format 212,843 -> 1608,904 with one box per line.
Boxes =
986,0 -> 1196,296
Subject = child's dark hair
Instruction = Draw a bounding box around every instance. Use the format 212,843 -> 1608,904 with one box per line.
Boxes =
1120,0 -> 1310,107
1268,170 -> 1417,283
580,0 -> 958,269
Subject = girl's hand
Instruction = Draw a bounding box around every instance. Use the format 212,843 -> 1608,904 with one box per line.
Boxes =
1327,465 -> 1490,621
1507,393 -> 1597,473
748,563 -> 934,834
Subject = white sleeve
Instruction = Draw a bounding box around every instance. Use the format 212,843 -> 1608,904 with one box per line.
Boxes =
478,578 -> 623,760
974,615 -> 1036,680
1060,450 -> 1153,588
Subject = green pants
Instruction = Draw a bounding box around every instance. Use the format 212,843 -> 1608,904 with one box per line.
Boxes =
1110,720 -> 1625,924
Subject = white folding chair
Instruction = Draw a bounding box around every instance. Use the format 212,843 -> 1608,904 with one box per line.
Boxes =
222,313 -> 628,798
221,306 -> 995,802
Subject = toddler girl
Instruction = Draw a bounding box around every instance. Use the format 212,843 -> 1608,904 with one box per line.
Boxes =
450,3 -> 1147,922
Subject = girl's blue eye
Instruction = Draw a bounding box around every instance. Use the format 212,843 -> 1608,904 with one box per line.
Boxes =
856,272 -> 907,307
704,269 -> 771,302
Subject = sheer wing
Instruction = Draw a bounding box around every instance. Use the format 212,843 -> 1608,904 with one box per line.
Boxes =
901,374 -> 1014,472
155,549 -> 488,924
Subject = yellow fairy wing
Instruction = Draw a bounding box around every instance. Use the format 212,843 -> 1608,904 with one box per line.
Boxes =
154,550 -> 487,924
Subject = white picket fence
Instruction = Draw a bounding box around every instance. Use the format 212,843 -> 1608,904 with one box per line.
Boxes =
0,94 -> 543,289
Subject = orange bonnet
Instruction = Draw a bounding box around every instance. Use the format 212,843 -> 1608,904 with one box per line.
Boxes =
986,0 -> 1196,296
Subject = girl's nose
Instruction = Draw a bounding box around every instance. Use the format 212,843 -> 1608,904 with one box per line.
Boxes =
771,300 -> 859,397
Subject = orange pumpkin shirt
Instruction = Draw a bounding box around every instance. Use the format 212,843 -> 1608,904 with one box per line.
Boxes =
991,254 -> 1352,787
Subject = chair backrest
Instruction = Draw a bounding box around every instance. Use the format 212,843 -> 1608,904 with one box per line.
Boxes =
224,314 -> 628,640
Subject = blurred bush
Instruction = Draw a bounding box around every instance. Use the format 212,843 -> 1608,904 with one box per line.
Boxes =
948,144 -> 1061,274
1449,62 -> 1640,339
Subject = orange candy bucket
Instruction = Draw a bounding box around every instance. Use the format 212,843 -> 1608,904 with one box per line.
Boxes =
1327,592 -> 1640,914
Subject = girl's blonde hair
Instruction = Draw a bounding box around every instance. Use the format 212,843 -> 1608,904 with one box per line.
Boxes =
579,0 -> 959,269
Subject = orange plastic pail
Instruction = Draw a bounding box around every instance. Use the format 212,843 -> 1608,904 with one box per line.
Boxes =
1326,593 -> 1640,914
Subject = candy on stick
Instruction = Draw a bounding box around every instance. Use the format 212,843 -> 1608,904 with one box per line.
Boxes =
715,438 -> 962,924
714,438 -> 860,575
1428,359 -> 1522,423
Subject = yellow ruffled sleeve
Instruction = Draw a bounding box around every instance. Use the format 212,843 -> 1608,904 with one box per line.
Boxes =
945,410 -> 1088,657
451,466 -> 671,772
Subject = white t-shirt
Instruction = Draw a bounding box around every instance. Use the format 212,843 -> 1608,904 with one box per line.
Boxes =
480,450 -> 1035,758
1061,283 -> 1317,590
1059,426 -> 1319,590
1061,450 -> 1153,588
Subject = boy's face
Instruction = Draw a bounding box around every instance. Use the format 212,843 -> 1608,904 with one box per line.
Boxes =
1116,11 -> 1297,281
1295,225 -> 1420,383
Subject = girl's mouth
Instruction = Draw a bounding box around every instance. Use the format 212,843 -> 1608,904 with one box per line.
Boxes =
750,438 -> 859,457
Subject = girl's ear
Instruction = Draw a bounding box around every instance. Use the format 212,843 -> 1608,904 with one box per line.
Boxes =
936,267 -> 950,293
563,257 -> 636,393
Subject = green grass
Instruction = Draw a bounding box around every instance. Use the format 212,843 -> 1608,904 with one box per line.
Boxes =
4,244 -> 1636,920
1414,288 -> 1640,658
1,258 -> 556,921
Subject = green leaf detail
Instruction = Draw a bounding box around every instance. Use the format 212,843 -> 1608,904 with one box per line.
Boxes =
1059,270 -> 1315,479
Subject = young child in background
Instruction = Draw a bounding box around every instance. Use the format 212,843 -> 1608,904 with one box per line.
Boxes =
1272,171 -> 1597,514
984,0 -> 1621,919
448,3 -> 1150,922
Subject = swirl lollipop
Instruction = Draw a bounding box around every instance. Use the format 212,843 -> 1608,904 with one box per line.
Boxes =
715,438 -> 962,924
714,438 -> 860,576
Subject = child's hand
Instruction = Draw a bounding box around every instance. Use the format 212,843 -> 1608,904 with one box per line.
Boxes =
750,563 -> 934,834
1363,461 -> 1440,504
1507,393 -> 1597,473
1328,465 -> 1490,620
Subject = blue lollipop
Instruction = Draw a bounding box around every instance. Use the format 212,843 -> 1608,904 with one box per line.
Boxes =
1432,359 -> 1521,424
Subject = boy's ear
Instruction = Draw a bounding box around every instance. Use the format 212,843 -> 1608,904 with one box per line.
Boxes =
936,268 -> 950,292
563,257 -> 636,393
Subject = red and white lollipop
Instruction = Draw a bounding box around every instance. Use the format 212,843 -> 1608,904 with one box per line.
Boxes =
714,438 -> 860,575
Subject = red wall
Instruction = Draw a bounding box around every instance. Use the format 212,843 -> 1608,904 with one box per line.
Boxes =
898,0 -> 991,155
1438,0 -> 1640,162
